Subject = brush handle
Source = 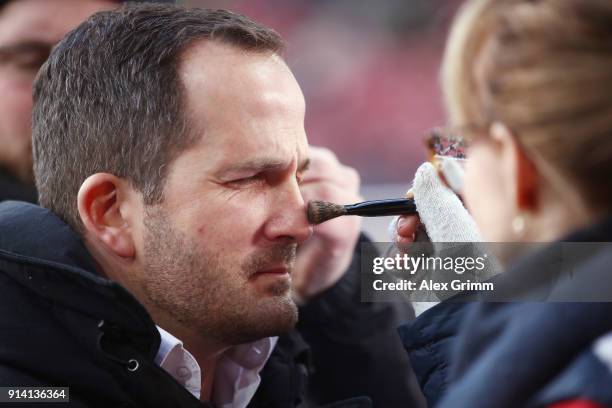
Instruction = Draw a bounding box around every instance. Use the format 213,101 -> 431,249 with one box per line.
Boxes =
344,198 -> 417,217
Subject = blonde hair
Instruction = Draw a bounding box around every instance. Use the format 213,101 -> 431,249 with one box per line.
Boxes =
442,0 -> 612,209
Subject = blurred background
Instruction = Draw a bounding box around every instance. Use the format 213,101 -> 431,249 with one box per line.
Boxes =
185,0 -> 463,239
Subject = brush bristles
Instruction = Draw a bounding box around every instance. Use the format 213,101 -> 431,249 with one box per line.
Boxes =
307,200 -> 347,225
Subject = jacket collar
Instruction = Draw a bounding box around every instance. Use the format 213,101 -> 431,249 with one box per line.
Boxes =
491,216 -> 612,301
0,201 -> 158,348
562,215 -> 612,242
0,200 -> 98,273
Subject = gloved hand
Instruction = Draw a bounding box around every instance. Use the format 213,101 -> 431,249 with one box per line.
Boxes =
390,162 -> 493,316
392,161 -> 481,243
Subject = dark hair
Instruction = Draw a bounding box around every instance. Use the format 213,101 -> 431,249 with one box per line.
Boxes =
32,4 -> 284,231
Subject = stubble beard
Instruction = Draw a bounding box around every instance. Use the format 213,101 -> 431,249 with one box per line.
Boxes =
141,207 -> 298,346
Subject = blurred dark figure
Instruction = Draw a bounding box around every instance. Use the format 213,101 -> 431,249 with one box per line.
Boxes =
0,0 -> 177,202
0,0 -> 121,202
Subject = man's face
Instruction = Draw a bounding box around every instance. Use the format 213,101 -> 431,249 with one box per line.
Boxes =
137,42 -> 312,346
0,0 -> 115,181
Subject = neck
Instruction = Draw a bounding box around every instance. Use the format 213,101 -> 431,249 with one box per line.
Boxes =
528,153 -> 601,241
155,315 -> 231,360
527,190 -> 597,242
84,236 -> 232,376
155,320 -> 228,403
200,357 -> 218,402
84,235 -> 146,301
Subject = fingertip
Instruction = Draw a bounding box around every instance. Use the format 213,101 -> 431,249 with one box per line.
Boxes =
415,161 -> 439,183
397,233 -> 416,245
397,215 -> 419,237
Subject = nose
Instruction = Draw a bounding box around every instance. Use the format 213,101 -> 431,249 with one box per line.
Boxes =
264,182 -> 313,244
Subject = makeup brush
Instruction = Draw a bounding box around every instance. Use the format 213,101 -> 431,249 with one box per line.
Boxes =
308,198 -> 417,225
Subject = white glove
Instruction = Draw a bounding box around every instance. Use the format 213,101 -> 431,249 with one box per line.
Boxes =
390,162 -> 494,316
412,162 -> 481,242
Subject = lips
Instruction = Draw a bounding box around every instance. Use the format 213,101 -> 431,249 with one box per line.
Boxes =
248,264 -> 293,284
253,266 -> 289,276
248,263 -> 293,295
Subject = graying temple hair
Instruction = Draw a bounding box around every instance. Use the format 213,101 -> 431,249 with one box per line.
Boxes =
32,3 -> 284,232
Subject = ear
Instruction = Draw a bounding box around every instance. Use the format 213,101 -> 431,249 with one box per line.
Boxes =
490,122 -> 538,212
77,173 -> 136,258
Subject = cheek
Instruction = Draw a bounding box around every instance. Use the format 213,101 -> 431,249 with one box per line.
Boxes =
179,192 -> 271,248
463,146 -> 514,241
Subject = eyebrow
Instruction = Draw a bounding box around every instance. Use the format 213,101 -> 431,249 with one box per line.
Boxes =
216,157 -> 310,178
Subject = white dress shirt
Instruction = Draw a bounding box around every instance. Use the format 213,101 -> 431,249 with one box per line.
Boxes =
155,326 -> 277,408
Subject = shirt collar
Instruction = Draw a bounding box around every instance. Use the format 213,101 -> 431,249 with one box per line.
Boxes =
155,326 -> 202,398
155,326 -> 277,407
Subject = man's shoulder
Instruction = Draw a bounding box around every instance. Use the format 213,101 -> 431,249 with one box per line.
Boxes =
0,269 -> 94,391
0,201 -> 96,270
0,255 -> 204,407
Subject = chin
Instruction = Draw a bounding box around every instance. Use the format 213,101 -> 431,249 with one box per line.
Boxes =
261,293 -> 299,332
233,295 -> 298,344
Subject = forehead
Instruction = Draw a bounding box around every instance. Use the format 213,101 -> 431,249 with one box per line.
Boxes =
0,0 -> 115,46
178,41 -> 308,164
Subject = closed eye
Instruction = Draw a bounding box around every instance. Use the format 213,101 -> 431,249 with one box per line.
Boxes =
225,173 -> 266,188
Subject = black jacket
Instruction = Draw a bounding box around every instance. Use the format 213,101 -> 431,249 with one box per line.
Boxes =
398,217 -> 612,407
0,201 -> 421,407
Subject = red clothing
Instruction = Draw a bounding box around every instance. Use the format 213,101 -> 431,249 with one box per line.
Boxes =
550,400 -> 608,408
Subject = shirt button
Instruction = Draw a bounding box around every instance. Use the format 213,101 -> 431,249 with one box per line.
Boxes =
176,366 -> 191,379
